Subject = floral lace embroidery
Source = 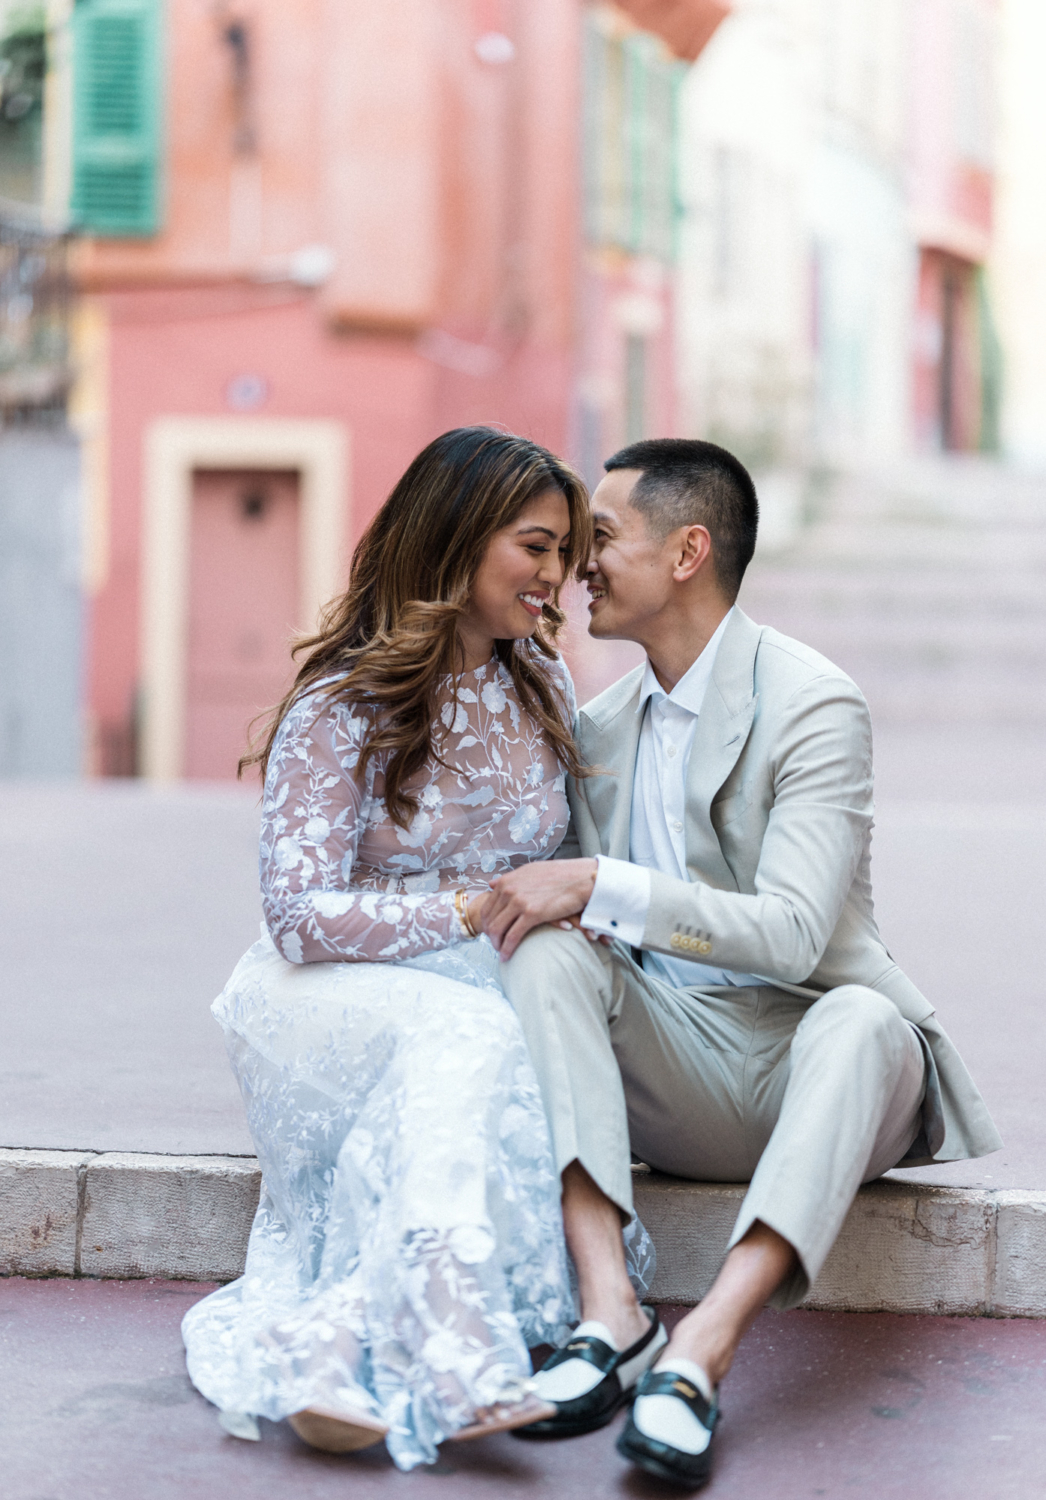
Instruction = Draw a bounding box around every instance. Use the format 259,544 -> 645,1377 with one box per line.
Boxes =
182,653 -> 663,1473
260,655 -> 576,963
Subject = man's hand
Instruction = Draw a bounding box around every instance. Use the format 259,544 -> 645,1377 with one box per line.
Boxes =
480,859 -> 599,960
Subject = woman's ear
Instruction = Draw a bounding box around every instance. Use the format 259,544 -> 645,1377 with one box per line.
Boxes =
672,524 -> 713,583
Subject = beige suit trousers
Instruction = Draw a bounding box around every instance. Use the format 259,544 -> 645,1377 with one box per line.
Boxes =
501,926 -> 927,1308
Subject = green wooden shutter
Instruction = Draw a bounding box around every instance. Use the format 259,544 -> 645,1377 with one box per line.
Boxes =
624,34 -> 682,262
582,13 -> 683,261
71,0 -> 162,236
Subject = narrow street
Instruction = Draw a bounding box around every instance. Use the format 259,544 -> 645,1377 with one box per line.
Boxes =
2,1282 -> 1045,1500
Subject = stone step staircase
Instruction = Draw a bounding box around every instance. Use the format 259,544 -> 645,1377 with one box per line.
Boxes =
3,1149 -> 1044,1317
740,456 -> 1046,726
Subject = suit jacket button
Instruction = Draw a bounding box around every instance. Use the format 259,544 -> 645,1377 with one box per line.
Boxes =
670,934 -> 681,948
698,940 -> 712,955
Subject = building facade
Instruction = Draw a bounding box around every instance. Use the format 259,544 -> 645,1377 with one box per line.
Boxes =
982,0 -> 1039,464
6,0 -> 726,779
1,1 -> 80,776
674,0 -> 1000,521
65,0 -> 584,778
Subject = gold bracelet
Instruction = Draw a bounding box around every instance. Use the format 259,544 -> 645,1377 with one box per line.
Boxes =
454,886 -> 478,939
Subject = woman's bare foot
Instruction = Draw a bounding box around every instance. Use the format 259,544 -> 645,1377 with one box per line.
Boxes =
288,1405 -> 389,1453
446,1393 -> 557,1443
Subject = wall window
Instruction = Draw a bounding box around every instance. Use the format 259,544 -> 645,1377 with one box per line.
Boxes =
583,7 -> 683,261
71,0 -> 163,236
913,247 -> 998,453
0,211 -> 71,423
0,9 -> 45,206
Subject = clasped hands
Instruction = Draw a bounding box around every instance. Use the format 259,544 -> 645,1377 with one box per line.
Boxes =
467,858 -> 602,961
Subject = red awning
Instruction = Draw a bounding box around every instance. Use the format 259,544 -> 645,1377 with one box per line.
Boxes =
611,0 -> 732,62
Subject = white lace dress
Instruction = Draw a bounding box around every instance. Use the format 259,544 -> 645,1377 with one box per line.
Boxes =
182,654 -> 652,1471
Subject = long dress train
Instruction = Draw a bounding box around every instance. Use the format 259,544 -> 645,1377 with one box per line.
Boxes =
181,655 -> 652,1470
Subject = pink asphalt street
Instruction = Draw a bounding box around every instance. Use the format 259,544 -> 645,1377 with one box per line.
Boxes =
2,1280 -> 1044,1500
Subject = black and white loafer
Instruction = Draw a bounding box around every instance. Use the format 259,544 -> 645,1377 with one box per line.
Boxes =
616,1367 -> 719,1490
513,1307 -> 667,1440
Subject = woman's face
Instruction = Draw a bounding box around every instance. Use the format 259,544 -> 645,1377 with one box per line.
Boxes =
458,489 -> 573,662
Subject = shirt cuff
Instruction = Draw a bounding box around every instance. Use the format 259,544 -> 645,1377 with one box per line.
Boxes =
581,855 -> 650,948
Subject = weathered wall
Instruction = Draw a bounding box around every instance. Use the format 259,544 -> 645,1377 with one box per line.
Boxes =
0,428 -> 82,776
68,0 -> 586,773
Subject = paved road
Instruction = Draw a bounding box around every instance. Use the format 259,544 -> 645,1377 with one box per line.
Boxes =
1,456 -> 1044,1187
3,748 -> 1043,1186
2,1278 -> 1043,1500
1,781 -> 261,1156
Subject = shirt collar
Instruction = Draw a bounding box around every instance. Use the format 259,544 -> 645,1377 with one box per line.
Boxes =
636,608 -> 734,717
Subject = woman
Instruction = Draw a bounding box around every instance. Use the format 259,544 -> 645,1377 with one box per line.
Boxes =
182,428 -> 648,1472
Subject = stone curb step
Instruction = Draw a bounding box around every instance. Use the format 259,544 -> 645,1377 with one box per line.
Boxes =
2,1149 -> 1044,1317
634,1174 -> 1046,1318
0,1151 -> 261,1284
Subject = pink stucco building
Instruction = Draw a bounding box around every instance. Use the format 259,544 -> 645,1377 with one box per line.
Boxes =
909,0 -> 1000,452
65,0 -> 727,778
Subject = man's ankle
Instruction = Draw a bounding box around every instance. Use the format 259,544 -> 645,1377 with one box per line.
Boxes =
656,1311 -> 735,1387
577,1293 -> 650,1350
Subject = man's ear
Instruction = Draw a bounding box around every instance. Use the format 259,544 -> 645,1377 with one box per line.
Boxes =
672,524 -> 713,583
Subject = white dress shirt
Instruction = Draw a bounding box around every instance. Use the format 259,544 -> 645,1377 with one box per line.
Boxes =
581,609 -> 760,990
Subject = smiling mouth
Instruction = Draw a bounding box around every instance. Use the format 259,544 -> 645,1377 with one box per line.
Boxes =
519,592 -> 548,617
587,586 -> 607,608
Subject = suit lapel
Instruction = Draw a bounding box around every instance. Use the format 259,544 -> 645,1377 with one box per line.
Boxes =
683,610 -> 762,891
585,695 -> 644,860
577,668 -> 644,860
605,696 -> 644,860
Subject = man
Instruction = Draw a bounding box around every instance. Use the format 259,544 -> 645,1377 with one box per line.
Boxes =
481,439 -> 1000,1489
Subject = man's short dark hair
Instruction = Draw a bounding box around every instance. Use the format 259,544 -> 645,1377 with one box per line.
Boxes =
604,438 -> 759,600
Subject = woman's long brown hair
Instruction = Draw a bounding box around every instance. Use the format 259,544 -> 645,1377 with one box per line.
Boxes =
240,426 -> 592,827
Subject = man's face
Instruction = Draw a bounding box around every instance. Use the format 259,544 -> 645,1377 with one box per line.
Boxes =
585,469 -> 677,642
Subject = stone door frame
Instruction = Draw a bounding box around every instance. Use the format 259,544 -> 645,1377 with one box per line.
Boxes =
140,415 -> 349,780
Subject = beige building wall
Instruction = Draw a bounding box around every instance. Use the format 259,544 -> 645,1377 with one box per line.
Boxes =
991,0 -> 1046,464
675,0 -> 912,545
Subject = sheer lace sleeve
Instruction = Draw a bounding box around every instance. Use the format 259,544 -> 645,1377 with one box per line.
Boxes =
259,691 -> 461,964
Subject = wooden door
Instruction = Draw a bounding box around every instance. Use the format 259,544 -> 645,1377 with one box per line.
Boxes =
185,468 -> 300,780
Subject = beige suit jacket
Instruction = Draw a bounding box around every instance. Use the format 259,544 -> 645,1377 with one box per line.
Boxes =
561,607 -> 1001,1165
